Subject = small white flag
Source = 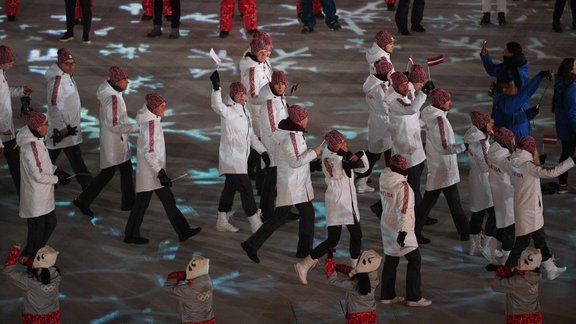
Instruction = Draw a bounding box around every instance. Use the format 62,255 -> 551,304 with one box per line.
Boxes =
209,48 -> 222,66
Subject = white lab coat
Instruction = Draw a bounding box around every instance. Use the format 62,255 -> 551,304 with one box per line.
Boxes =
487,142 -> 515,229
363,74 -> 392,153
135,105 -> 165,193
0,69 -> 24,143
255,84 -> 288,167
239,50 -> 272,136
463,126 -> 493,212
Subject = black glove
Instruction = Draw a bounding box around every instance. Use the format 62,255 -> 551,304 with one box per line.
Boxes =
421,80 -> 435,96
66,125 -> 78,136
20,96 -> 33,115
309,159 -> 322,172
485,264 -> 497,272
261,152 -> 271,168
158,168 -> 172,187
538,70 -> 552,80
54,168 -> 71,186
51,128 -> 63,146
464,143 -> 469,151
525,104 -> 540,120
396,231 -> 407,247
210,71 -> 220,90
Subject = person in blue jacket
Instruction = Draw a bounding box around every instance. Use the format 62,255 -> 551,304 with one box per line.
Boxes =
492,70 -> 552,140
480,41 -> 529,92
553,57 -> 576,193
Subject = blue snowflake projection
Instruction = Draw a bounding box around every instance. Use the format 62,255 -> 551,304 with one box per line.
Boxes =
158,240 -> 179,261
124,75 -> 164,95
188,48 -> 238,78
186,168 -> 224,185
118,3 -> 142,16
27,48 -> 58,74
162,122 -> 221,142
175,197 -> 200,217
94,27 -> 115,37
345,38 -> 367,52
100,43 -> 150,60
269,48 -> 317,73
329,124 -> 365,141
338,1 -> 387,36
80,107 -> 103,140
181,12 -> 220,24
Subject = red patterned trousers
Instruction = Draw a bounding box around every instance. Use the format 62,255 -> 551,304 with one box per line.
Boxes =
22,310 -> 60,324
506,312 -> 542,324
296,0 -> 321,15
142,0 -> 172,17
346,310 -> 377,324
385,0 -> 396,4
5,0 -> 19,16
74,0 -> 93,20
183,317 -> 216,324
219,0 -> 257,32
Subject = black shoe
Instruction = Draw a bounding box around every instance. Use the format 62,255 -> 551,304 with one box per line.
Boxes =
82,36 -> 91,44
59,32 -> 74,42
370,201 -> 382,219
219,31 -> 229,38
73,198 -> 94,217
315,12 -> 325,19
328,22 -> 342,31
164,15 -> 172,22
141,14 -> 153,21
480,12 -> 490,26
301,25 -> 314,33
387,3 -> 396,11
425,217 -> 438,225
416,235 -> 431,244
399,28 -> 410,35
553,22 -> 563,32
497,12 -> 506,26
460,233 -> 470,241
179,227 -> 202,242
124,236 -> 149,244
7,15 -> 16,22
241,242 -> 260,263
411,25 -> 426,32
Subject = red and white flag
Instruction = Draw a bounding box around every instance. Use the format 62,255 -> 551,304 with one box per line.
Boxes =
408,55 -> 415,65
427,55 -> 444,67
543,134 -> 558,144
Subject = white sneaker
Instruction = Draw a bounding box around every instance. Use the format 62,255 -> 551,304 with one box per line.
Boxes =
357,177 -> 375,193
407,298 -> 432,307
380,296 -> 405,304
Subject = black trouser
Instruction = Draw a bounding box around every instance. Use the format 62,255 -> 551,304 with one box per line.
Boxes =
407,162 -> 424,208
494,224 -> 515,251
380,249 -> 421,302
64,0 -> 91,38
77,159 -> 135,210
49,144 -> 93,190
558,140 -> 576,185
3,139 -> 20,196
356,149 -> 391,179
415,184 -> 469,237
310,223 -> 362,260
244,201 -> 315,257
470,206 -> 496,236
395,0 -> 425,30
553,0 -> 576,23
218,173 -> 258,216
22,211 -> 57,257
154,0 -> 181,28
125,186 -> 191,238
259,166 -> 277,220
505,228 -> 552,269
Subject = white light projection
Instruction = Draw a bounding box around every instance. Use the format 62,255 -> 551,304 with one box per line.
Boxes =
124,75 -> 164,95
188,48 -> 238,78
99,43 -> 151,60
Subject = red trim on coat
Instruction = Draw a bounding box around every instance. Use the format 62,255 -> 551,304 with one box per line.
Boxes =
267,99 -> 276,132
401,181 -> 409,214
505,311 -> 542,324
111,96 -> 118,126
481,140 -> 489,165
396,98 -> 410,107
51,76 -> 61,106
30,142 -> 43,173
249,67 -> 256,98
183,317 -> 215,324
379,83 -> 388,94
22,310 -> 60,324
148,120 -> 155,153
437,116 -> 448,150
323,158 -> 333,177
346,309 -> 376,324
289,133 -> 299,160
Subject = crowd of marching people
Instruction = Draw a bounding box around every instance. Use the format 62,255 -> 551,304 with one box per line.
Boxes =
2,6 -> 576,323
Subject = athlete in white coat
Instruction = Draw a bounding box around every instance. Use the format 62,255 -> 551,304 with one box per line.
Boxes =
0,45 -> 31,194
73,66 -> 139,217
379,155 -> 431,307
241,105 -> 322,263
416,88 -> 469,244
295,130 -> 369,285
209,71 -> 268,234
356,58 -> 394,194
16,111 -> 70,260
464,111 -> 496,256
505,136 -> 575,280
45,48 -> 92,190
255,71 -> 288,220
124,94 -> 201,245
365,31 -> 395,74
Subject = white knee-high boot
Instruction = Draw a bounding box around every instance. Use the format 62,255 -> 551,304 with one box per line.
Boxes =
216,211 -> 239,232
294,255 -> 318,285
247,209 -> 263,233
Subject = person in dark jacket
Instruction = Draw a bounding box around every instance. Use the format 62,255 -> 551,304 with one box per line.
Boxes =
480,41 -> 529,92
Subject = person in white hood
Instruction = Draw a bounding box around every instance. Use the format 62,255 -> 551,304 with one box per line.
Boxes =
379,154 -> 431,307
464,111 -> 496,256
124,93 -> 202,245
16,111 -> 70,261
294,130 -> 368,285
416,88 -> 470,244
73,66 -> 139,217
365,31 -> 395,74
45,48 -> 92,190
241,105 -> 322,264
209,70 -> 268,234
0,45 -> 32,195
356,58 -> 394,194
505,135 -> 574,280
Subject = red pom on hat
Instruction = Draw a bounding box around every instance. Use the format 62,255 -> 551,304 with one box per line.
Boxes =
390,71 -> 408,87
250,31 -> 273,54
109,66 -> 128,84
23,111 -> 47,130
0,45 -> 15,64
271,71 -> 287,85
324,130 -> 346,150
57,48 -> 74,64
408,64 -> 428,84
145,93 -> 166,110
287,105 -> 308,123
518,136 -> 536,154
390,154 -> 408,171
375,31 -> 394,49
431,88 -> 451,107
229,82 -> 246,98
494,127 -> 515,148
470,111 -> 491,129
374,58 -> 394,76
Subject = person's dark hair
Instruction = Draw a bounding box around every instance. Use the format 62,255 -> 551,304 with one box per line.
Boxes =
351,272 -> 372,295
497,76 -> 515,92
28,266 -> 61,285
557,58 -> 575,84
506,42 -> 523,56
